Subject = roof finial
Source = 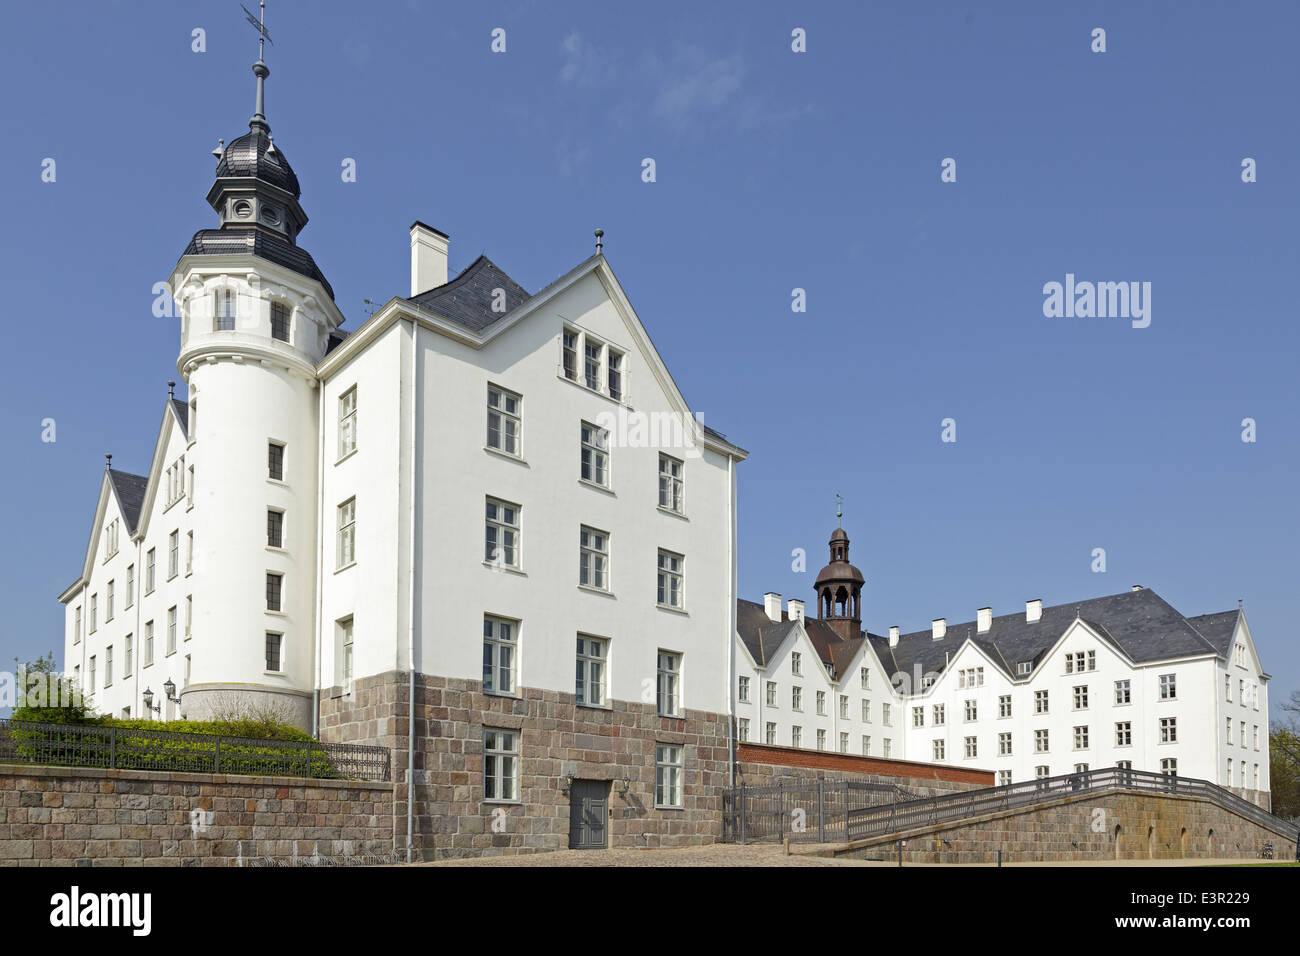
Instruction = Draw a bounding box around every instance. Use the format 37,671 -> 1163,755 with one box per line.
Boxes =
105,454 -> 112,470
242,2 -> 274,133
594,228 -> 604,255
168,380 -> 176,399
835,493 -> 843,528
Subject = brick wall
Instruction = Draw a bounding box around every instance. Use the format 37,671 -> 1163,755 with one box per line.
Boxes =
0,765 -> 392,867
320,670 -> 731,860
839,790 -> 1298,863
736,742 -> 993,791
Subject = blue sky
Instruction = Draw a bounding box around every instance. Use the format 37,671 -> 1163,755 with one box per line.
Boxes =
1,1 -> 1297,719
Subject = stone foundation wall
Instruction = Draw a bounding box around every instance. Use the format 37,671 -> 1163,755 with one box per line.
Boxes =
735,742 -> 992,796
319,670 -> 730,860
840,790 -> 1298,864
0,765 -> 392,867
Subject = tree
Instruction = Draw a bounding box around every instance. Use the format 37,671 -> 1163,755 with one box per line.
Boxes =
1271,691 -> 1300,819
9,650 -> 96,724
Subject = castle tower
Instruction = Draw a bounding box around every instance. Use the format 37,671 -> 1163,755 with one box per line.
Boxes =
813,508 -> 866,643
167,36 -> 344,726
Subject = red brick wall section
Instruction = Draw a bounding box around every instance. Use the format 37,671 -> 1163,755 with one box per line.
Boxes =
736,742 -> 995,786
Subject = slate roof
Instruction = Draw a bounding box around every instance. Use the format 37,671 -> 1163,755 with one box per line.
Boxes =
182,227 -> 334,300
170,398 -> 188,439
740,588 -> 1234,684
107,470 -> 149,535
214,128 -> 301,197
409,255 -> 530,331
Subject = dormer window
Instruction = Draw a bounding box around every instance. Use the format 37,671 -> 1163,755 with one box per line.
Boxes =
215,289 -> 236,331
271,302 -> 291,342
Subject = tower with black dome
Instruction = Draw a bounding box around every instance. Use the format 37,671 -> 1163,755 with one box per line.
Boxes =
813,503 -> 866,642
165,21 -> 344,725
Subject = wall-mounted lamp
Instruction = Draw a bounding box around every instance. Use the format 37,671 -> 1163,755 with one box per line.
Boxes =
561,773 -> 577,795
142,679 -> 181,716
617,775 -> 631,797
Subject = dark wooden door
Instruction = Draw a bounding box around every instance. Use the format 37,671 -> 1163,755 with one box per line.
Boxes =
568,779 -> 609,849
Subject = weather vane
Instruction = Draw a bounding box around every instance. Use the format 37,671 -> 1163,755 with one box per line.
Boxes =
242,2 -> 273,58
835,494 -> 843,528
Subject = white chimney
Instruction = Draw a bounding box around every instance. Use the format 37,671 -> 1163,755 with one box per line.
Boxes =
977,607 -> 992,634
1026,599 -> 1042,623
787,599 -> 805,623
763,592 -> 782,623
889,625 -> 899,647
931,618 -> 946,640
410,221 -> 449,296
1131,584 -> 1143,592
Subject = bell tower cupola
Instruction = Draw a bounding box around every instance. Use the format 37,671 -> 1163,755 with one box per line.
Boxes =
813,497 -> 867,642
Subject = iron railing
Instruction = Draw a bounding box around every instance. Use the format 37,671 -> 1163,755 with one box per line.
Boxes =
721,778 -> 915,844
723,767 -> 1299,845
0,718 -> 390,782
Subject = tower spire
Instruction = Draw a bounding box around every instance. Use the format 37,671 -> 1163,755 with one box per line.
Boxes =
835,493 -> 843,529
242,2 -> 274,133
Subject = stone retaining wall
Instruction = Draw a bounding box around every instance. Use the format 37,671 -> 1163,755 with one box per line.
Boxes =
0,764 -> 392,866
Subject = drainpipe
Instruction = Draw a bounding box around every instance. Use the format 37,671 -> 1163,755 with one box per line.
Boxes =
312,371 -> 325,738
727,452 -> 737,791
405,316 -> 420,862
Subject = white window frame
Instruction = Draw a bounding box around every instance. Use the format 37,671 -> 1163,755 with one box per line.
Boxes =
338,386 -> 358,460
482,616 -> 517,696
484,728 -> 519,802
655,743 -> 683,808
337,497 -> 356,569
656,650 -> 681,717
579,525 -> 609,591
658,454 -> 684,514
485,497 -> 520,569
656,549 -> 683,609
486,385 -> 522,457
575,634 -> 607,707
580,422 -> 608,487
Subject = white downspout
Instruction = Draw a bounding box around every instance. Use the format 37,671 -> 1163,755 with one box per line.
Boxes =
312,376 -> 325,738
405,317 -> 419,862
727,452 -> 737,790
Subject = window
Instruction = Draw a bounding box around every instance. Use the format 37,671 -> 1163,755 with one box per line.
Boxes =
959,667 -> 984,688
658,455 -> 684,513
656,549 -> 683,608
166,607 -> 177,655
766,722 -> 777,745
738,676 -> 750,703
562,330 -> 578,380
267,509 -> 284,548
579,422 -> 608,486
816,729 -> 827,751
215,288 -> 236,331
1073,685 -> 1088,710
1224,674 -> 1231,702
482,616 -> 516,696
656,651 -> 680,716
338,387 -> 358,458
338,617 -> 354,693
184,655 -> 191,686
168,530 -> 179,579
1035,729 -> 1049,753
186,532 -> 193,573
1159,717 -> 1177,744
106,581 -> 114,622
912,706 -> 925,728
125,565 -> 134,609
1017,661 -> 1032,677
1065,650 -> 1096,674
1239,678 -> 1246,702
1240,720 -> 1246,745
882,703 -> 892,727
104,646 -> 113,687
933,739 -> 945,761
74,606 -> 81,644
792,726 -> 802,748
964,737 -> 978,759
1073,726 -> 1089,750
89,656 -> 96,693
575,635 -> 605,706
104,519 -> 119,559
266,572 -> 283,612
184,596 -> 191,640
882,739 -> 892,758
994,695 -> 1010,718
1074,763 -> 1090,775
1114,679 -> 1131,705
816,690 -> 826,716
486,386 -> 522,456
1233,643 -> 1245,667
337,498 -> 356,569
862,735 -> 871,755
1253,725 -> 1260,750
737,718 -> 749,742
1034,690 -> 1049,714
144,621 -> 154,666
270,301 -> 290,342
1117,760 -> 1131,771
655,743 -> 683,807
484,498 -> 520,568
145,549 -> 155,593
791,686 -> 802,711
964,699 -> 977,722
124,634 -> 132,674
1115,721 -> 1132,746
1160,758 -> 1178,777
999,770 -> 1012,786
862,699 -> 871,722
839,695 -> 849,719
933,704 -> 945,726
607,350 -> 624,401
268,441 -> 285,480
998,732 -> 1012,755
89,594 -> 96,634
766,681 -> 777,706
579,526 -> 608,590
860,667 -> 870,690
265,632 -> 282,672
484,729 -> 519,801
839,732 -> 848,754
1035,765 -> 1050,781
791,652 -> 802,676
1159,673 -> 1176,700
583,340 -> 601,390
187,465 -> 194,508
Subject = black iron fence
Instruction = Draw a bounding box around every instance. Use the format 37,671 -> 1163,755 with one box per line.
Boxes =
723,766 -> 1299,845
0,718 -> 390,782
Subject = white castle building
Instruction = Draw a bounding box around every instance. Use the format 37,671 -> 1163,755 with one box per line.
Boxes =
734,523 -> 1274,807
58,49 -> 746,749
